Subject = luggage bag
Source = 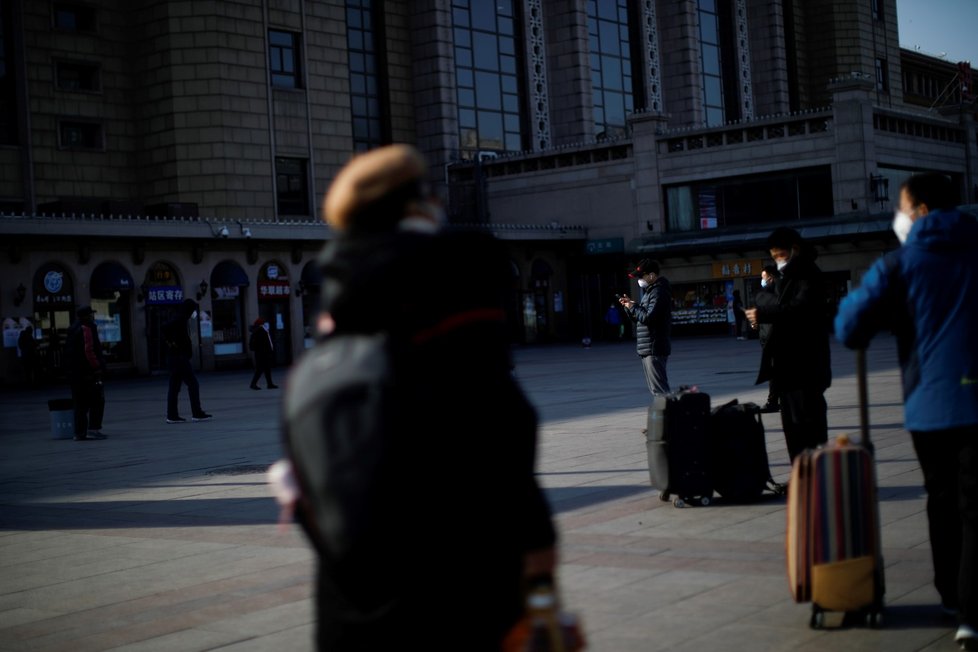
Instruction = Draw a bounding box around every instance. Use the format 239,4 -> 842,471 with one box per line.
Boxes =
785,350 -> 885,628
645,387 -> 713,508
709,399 -> 785,503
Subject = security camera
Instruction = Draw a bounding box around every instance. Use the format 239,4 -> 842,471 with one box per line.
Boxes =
218,226 -> 230,238
242,227 -> 252,238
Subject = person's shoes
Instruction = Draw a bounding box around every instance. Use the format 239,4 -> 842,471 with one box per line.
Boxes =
88,430 -> 107,439
73,434 -> 90,441
165,416 -> 187,424
267,384 -> 279,389
192,413 -> 213,422
760,401 -> 780,413
250,385 -> 261,390
956,625 -> 978,650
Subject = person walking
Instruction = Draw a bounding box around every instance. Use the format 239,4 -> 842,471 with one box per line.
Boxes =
835,172 -> 978,650
64,306 -> 106,441
278,144 -> 557,651
248,318 -> 278,390
744,227 -> 831,462
732,289 -> 747,340
754,265 -> 780,413
619,258 -> 672,400
162,299 -> 212,423
604,302 -> 623,340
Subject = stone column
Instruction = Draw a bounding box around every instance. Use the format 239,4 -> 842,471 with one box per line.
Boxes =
829,76 -> 877,215
629,110 -> 669,244
541,0 -> 593,145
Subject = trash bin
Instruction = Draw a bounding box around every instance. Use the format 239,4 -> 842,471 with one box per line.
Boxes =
48,398 -> 74,439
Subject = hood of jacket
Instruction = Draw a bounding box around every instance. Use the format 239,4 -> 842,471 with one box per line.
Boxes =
906,208 -> 978,252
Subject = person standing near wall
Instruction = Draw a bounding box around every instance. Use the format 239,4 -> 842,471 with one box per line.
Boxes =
162,299 -> 212,424
619,258 -> 673,401
64,306 -> 106,441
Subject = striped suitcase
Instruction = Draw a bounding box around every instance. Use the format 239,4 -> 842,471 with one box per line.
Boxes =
785,350 -> 885,628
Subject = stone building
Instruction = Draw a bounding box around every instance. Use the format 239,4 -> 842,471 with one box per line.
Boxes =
0,0 -> 974,382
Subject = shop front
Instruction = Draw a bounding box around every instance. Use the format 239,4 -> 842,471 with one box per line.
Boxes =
142,261 -> 185,372
671,258 -> 765,336
32,262 -> 75,380
256,261 -> 292,366
210,261 -> 249,366
89,261 -> 135,368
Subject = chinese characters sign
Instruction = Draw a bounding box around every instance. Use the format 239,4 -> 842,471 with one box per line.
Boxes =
711,260 -> 765,279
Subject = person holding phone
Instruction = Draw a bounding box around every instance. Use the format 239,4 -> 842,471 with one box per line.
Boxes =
619,259 -> 673,402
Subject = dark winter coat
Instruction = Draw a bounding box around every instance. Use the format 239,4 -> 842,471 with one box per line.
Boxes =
835,208 -> 978,432
249,326 -> 274,366
627,276 -> 672,357
162,302 -> 196,360
64,320 -> 105,381
753,283 -> 778,348
753,251 -> 831,391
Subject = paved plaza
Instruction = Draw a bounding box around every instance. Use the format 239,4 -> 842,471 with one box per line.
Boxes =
0,333 -> 965,651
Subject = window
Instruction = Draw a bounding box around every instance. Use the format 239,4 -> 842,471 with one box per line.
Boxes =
269,30 -> 301,89
870,0 -> 883,21
453,0 -> 523,158
698,0 -> 725,126
276,157 -> 309,215
587,0 -> 640,138
53,2 -> 96,32
347,0 -> 387,151
875,58 -> 888,92
55,61 -> 100,92
58,120 -> 103,150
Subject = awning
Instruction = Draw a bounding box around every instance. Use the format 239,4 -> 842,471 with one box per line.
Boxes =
300,261 -> 322,286
211,261 -> 250,287
90,261 -> 134,291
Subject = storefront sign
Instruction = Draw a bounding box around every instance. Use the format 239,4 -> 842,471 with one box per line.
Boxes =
214,286 -> 240,299
258,281 -> 291,300
711,259 -> 765,279
585,238 -> 624,255
145,286 -> 185,305
33,263 -> 74,308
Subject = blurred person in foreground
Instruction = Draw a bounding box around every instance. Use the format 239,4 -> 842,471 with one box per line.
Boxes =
835,172 -> 978,650
279,144 -> 557,651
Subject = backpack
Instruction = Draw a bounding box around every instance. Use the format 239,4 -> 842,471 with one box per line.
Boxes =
281,332 -> 402,608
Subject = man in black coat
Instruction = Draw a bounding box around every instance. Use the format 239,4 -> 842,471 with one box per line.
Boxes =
64,305 -> 106,440
162,299 -> 212,423
746,228 -> 831,462
248,318 -> 278,390
753,265 -> 780,413
620,258 -> 673,399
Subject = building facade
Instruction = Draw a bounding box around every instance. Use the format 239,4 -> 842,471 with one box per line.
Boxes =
0,0 -> 975,383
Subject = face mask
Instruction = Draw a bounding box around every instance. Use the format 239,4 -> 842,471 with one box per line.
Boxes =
892,210 -> 914,244
262,323 -> 270,332
760,278 -> 768,288
190,310 -> 198,320
637,279 -> 649,289
775,259 -> 788,272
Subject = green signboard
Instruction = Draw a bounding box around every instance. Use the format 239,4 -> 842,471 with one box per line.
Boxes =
585,238 -> 624,255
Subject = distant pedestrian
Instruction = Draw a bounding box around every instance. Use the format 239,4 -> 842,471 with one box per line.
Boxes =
835,172 -> 978,649
732,290 -> 747,340
619,258 -> 672,400
604,302 -> 623,340
17,319 -> 39,387
745,227 -> 831,462
753,265 -> 780,413
248,318 -> 278,390
162,299 -> 212,423
64,306 -> 106,441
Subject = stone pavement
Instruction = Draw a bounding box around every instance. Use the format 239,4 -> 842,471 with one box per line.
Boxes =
0,334 -> 963,651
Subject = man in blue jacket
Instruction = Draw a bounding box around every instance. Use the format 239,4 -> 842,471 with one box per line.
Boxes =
835,172 -> 978,650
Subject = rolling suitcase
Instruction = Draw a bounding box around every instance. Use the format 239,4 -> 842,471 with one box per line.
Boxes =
786,349 -> 885,628
645,387 -> 713,508
708,399 -> 784,503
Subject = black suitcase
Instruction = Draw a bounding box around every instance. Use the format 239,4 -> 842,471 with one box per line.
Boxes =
645,388 -> 714,508
708,400 -> 785,503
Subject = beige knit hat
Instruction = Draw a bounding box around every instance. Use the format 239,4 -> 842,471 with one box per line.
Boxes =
322,144 -> 428,231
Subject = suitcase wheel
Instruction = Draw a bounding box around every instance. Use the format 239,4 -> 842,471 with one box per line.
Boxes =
673,497 -> 686,508
865,608 -> 883,628
809,606 -> 824,629
699,496 -> 712,507
659,491 -> 671,502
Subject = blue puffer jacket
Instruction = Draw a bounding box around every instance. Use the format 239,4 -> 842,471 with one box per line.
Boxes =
834,208 -> 978,432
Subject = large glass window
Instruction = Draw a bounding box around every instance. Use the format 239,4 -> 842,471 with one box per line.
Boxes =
269,30 -> 301,89
698,0 -> 724,126
58,120 -> 103,150
453,0 -> 523,158
276,157 -> 309,216
665,167 -> 834,232
587,0 -> 637,138
347,0 -> 386,151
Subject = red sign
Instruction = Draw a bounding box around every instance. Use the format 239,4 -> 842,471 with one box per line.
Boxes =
258,281 -> 290,300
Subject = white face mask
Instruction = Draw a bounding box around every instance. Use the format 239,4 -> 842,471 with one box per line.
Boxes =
262,323 -> 270,332
892,210 -> 914,244
775,259 -> 788,272
637,279 -> 649,289
190,310 -> 198,320
760,278 -> 769,288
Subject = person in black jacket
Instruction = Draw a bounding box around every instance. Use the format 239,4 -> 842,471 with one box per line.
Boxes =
753,265 -> 780,413
278,144 -> 557,651
162,299 -> 212,423
248,318 -> 278,390
64,305 -> 106,440
619,258 -> 673,399
746,228 -> 831,462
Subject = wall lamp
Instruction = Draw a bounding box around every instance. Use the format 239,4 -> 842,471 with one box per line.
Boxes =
13,283 -> 26,307
196,279 -> 209,301
236,220 -> 252,238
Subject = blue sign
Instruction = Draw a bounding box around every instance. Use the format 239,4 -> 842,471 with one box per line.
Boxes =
585,238 -> 624,255
146,286 -> 185,305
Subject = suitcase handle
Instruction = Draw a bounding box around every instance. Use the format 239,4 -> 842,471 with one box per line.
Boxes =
856,349 -> 873,455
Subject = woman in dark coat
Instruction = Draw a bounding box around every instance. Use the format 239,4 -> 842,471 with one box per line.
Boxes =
248,318 -> 277,389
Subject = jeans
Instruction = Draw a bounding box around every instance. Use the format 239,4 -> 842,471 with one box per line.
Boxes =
912,427 -> 978,627
167,355 -> 202,418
